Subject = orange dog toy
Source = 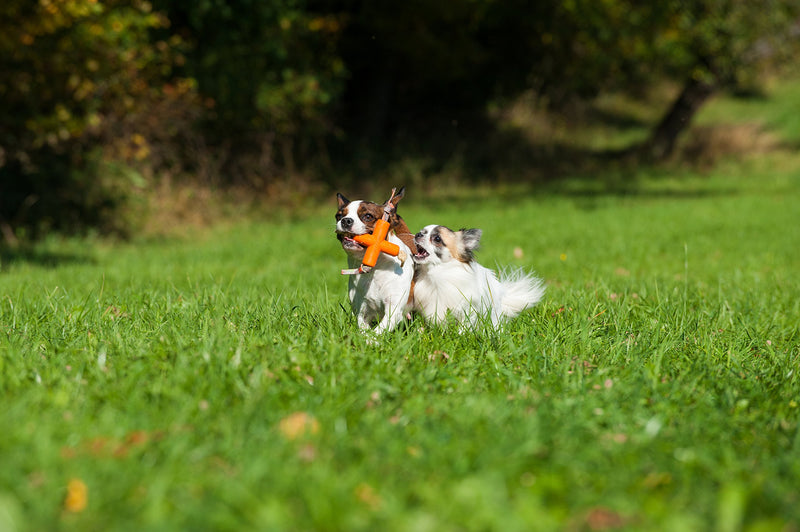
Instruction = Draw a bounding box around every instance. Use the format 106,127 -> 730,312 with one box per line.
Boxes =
341,189 -> 402,275
354,218 -> 400,268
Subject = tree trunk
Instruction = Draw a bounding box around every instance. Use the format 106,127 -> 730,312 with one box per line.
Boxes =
0,218 -> 18,247
645,77 -> 716,160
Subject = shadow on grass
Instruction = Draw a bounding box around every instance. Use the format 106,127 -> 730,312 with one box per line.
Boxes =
546,183 -> 741,200
0,246 -> 95,270
325,91 -> 772,204
328,116 -> 639,196
338,123 -> 741,209
409,179 -> 740,217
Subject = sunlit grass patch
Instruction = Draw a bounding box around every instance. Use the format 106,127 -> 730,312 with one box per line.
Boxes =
2,80 -> 800,531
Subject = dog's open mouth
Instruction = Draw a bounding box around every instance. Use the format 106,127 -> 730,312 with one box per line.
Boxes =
338,232 -> 366,251
413,248 -> 429,261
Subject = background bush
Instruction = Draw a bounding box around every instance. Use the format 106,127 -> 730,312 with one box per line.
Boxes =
0,0 -> 195,239
1,0 -> 799,241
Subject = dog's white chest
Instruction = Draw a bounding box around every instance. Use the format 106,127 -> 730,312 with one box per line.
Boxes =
345,234 -> 414,332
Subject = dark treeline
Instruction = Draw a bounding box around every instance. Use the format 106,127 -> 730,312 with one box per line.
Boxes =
1,0 -> 798,240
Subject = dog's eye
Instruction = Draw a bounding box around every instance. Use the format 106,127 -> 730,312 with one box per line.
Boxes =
335,213 -> 343,221
432,235 -> 442,244
363,213 -> 374,222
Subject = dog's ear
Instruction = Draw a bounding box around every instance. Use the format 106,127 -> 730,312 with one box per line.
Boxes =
389,186 -> 406,208
459,228 -> 482,250
336,193 -> 349,208
456,228 -> 482,261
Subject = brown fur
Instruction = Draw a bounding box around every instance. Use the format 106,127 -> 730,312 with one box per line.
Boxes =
391,215 -> 417,254
436,227 -> 461,262
335,192 -> 417,254
336,189 -> 418,314
385,188 -> 417,254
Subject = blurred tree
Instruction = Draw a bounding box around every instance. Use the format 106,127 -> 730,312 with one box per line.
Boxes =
0,0 -> 191,242
482,0 -> 800,159
328,0 -> 800,159
327,0 -> 556,140
2,0 -> 799,242
152,0 -> 346,182
640,0 -> 800,158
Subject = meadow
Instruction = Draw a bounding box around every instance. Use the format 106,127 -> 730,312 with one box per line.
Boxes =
2,87 -> 800,531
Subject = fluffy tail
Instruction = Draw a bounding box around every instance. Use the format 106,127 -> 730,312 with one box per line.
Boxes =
498,267 -> 545,318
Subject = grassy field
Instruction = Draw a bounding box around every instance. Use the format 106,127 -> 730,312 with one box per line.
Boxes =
2,86 -> 800,531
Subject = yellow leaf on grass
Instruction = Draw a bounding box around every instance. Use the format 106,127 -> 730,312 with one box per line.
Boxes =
64,479 -> 87,513
354,483 -> 382,510
278,412 -> 319,440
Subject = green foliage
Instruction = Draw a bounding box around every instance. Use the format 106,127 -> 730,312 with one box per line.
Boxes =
155,0 -> 345,135
523,0 -> 800,102
2,0 -> 800,238
663,0 -> 800,88
0,0 -> 192,238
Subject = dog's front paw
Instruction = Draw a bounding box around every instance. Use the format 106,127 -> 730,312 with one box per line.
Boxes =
363,330 -> 381,346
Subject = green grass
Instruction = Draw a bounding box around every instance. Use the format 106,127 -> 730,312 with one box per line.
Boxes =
2,89 -> 800,531
696,79 -> 800,142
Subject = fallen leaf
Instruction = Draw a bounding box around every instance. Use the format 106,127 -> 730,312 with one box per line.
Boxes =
64,479 -> 88,513
354,483 -> 382,510
585,507 -> 625,530
278,412 -> 319,440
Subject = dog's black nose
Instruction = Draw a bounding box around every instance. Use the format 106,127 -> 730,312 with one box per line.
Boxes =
341,217 -> 353,229
415,231 -> 424,240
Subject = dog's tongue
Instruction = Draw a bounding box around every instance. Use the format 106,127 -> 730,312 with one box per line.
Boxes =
341,235 -> 365,250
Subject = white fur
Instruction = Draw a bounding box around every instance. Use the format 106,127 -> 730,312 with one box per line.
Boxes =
412,224 -> 544,329
336,200 -> 414,334
336,200 -> 369,235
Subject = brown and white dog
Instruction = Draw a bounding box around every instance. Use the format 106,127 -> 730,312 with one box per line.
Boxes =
335,187 -> 416,334
412,225 -> 544,329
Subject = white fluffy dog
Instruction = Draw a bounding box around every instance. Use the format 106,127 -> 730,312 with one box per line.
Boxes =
412,225 -> 544,329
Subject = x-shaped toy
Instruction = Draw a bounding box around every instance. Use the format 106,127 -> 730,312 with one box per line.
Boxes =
341,188 -> 401,275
